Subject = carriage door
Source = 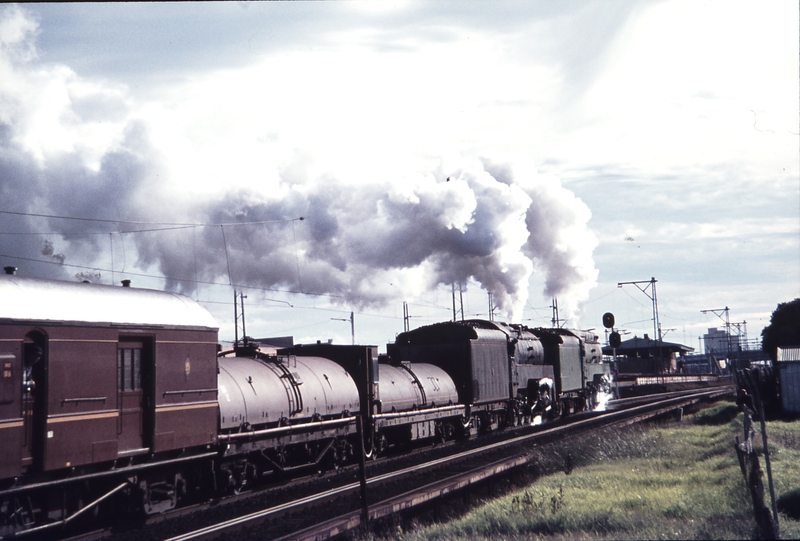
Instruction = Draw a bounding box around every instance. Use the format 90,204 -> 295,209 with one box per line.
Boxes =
117,339 -> 153,453
21,333 -> 47,471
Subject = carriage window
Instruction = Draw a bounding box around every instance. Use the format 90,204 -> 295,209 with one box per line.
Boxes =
118,346 -> 142,391
0,353 -> 14,404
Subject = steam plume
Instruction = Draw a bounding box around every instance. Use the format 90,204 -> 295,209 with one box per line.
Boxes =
0,6 -> 598,322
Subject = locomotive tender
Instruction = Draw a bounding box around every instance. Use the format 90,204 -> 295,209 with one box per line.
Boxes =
0,273 -> 611,535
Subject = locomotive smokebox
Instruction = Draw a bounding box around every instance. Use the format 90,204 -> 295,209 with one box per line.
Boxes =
4,266 -> 17,275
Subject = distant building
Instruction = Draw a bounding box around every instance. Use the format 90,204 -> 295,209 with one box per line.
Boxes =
692,328 -> 769,371
703,327 -> 741,356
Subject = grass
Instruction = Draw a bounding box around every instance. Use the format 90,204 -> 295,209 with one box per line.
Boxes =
358,399 -> 800,540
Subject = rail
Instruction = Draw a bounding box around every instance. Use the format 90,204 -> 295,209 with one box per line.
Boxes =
167,385 -> 734,541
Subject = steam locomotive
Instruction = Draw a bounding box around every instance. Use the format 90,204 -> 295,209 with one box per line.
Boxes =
0,273 -> 611,536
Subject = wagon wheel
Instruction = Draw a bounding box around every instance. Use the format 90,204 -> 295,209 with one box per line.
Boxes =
362,431 -> 376,460
9,497 -> 36,531
434,421 -> 447,445
276,444 -> 288,466
227,463 -> 248,495
332,438 -> 350,471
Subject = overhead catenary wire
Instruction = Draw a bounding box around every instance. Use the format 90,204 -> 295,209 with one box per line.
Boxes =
0,249 -> 531,343
0,209 -> 304,228
0,208 -> 538,332
0,222 -> 301,236
0,210 -> 307,292
0,251 -> 340,300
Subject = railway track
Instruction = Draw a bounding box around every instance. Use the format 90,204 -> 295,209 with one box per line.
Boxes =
127,384 -> 733,541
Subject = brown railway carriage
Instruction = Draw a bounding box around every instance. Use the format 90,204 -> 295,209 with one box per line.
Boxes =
0,274 -> 219,481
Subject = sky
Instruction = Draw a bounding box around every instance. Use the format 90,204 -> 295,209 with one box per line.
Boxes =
0,1 -> 797,352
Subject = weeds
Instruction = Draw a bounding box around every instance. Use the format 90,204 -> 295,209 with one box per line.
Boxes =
510,485 -> 565,516
362,399 -> 798,540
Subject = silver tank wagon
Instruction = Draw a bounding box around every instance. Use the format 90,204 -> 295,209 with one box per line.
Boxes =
218,354 -> 360,431
377,362 -> 458,413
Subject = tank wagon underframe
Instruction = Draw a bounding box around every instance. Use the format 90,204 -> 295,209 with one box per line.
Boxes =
220,417 -> 357,457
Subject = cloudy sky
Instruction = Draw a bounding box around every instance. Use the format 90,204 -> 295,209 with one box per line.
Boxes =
0,1 -> 797,351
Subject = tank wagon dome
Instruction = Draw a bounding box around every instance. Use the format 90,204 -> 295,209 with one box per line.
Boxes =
0,274 -> 218,330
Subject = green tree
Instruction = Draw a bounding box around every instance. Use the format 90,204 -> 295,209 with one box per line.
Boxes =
761,298 -> 800,360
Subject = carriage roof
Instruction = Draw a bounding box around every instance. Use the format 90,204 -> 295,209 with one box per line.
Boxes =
0,274 -> 218,330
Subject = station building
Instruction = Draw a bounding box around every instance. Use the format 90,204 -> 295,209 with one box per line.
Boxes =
602,334 -> 694,374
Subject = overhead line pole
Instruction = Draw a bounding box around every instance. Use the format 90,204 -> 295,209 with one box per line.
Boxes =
618,277 -> 663,371
332,312 -> 355,345
701,306 -> 732,366
551,298 -> 560,328
617,278 -> 661,342
452,284 -> 457,322
233,290 -> 247,347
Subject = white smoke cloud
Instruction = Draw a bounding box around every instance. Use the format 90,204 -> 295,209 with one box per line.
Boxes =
0,6 -> 599,324
0,5 -> 37,60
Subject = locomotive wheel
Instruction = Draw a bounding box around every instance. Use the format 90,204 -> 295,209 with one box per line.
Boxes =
511,405 -> 523,427
585,385 -> 596,411
556,399 -> 566,417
